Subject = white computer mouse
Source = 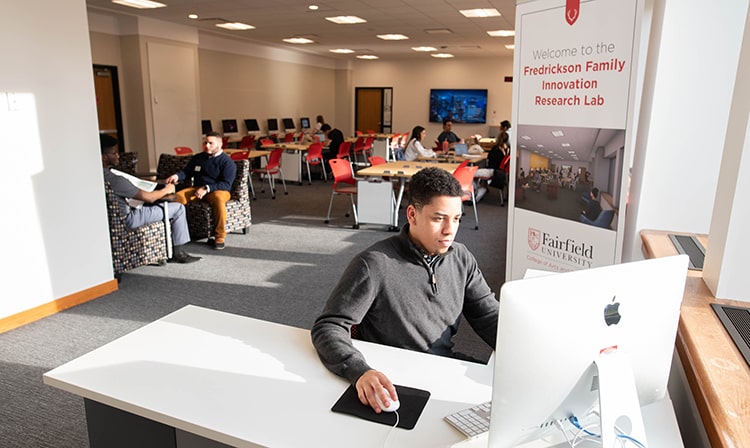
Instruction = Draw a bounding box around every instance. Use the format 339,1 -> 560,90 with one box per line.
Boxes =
375,389 -> 400,412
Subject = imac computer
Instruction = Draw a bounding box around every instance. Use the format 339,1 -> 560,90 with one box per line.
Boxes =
487,255 -> 688,448
222,119 -> 239,136
201,120 -> 213,136
267,118 -> 279,133
282,117 -> 295,130
244,119 -> 260,133
300,117 -> 311,129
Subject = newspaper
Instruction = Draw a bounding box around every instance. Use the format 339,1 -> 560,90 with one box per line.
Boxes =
110,168 -> 158,209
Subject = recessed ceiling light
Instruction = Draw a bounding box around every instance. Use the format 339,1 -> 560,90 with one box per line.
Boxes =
356,55 -> 379,60
551,130 -> 565,137
326,16 -> 367,25
505,44 -> 515,50
188,14 -> 198,19
460,8 -> 501,18
521,136 -> 531,140
377,34 -> 409,41
412,46 -> 437,52
330,48 -> 355,54
112,0 -> 165,8
283,37 -> 315,44
431,53 -> 454,58
487,30 -> 515,37
308,5 -> 319,10
424,28 -> 453,35
216,22 -> 255,31
562,144 -> 572,147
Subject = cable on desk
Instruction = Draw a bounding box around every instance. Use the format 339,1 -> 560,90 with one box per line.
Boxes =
382,411 -> 400,448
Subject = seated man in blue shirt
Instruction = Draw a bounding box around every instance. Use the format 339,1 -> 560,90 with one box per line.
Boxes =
166,131 -> 236,250
311,167 -> 499,413
436,119 -> 462,147
101,135 -> 200,264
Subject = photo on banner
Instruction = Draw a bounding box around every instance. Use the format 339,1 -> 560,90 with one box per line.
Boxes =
507,0 -> 642,280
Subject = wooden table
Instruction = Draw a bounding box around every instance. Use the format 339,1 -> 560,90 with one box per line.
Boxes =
357,161 -> 459,229
640,229 -> 750,448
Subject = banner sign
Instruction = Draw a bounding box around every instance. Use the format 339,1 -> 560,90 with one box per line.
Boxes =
507,0 -> 642,280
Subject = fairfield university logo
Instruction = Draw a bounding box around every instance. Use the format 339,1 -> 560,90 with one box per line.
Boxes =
566,0 -> 580,25
528,228 -> 541,251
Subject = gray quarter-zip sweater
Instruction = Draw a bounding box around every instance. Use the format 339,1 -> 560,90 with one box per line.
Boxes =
311,225 -> 499,384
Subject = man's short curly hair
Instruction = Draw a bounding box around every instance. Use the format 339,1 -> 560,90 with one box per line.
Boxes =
408,167 -> 462,210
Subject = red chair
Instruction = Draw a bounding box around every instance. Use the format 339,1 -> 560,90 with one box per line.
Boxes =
251,148 -> 287,199
355,130 -> 363,136
239,135 -> 256,149
453,165 -> 479,230
260,138 -> 275,147
368,156 -> 386,166
366,129 -> 376,135
352,137 -> 367,164
325,159 -> 359,229
222,136 -> 230,148
229,150 -> 249,160
304,142 -> 327,184
174,146 -> 193,155
283,132 -> 295,143
336,141 -> 352,160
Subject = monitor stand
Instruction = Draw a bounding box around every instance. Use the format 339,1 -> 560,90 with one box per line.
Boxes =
594,348 -> 648,447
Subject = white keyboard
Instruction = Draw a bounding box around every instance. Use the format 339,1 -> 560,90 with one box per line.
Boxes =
444,401 -> 492,438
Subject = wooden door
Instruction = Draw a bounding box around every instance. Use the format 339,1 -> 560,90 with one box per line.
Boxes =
356,88 -> 383,133
93,65 -> 123,145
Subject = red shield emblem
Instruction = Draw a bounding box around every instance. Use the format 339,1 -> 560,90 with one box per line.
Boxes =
528,228 -> 541,251
566,0 -> 580,25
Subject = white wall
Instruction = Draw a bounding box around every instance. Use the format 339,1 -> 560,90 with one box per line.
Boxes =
0,1 -> 113,319
623,0 -> 748,261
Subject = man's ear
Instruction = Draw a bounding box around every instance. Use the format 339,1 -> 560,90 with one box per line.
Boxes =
406,204 -> 417,224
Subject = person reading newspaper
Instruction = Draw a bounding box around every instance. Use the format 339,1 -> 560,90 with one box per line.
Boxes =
100,134 -> 200,264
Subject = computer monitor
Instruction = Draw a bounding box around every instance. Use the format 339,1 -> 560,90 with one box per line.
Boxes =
222,119 -> 239,136
300,117 -> 311,129
201,120 -> 212,136
244,119 -> 260,133
267,118 -> 279,132
488,255 -> 688,448
282,117 -> 295,130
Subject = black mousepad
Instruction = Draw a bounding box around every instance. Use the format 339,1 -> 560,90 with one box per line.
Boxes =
331,384 -> 430,430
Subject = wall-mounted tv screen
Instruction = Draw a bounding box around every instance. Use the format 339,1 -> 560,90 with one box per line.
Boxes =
267,118 -> 279,132
282,118 -> 295,130
222,119 -> 239,134
300,117 -> 311,129
244,119 -> 260,132
201,120 -> 212,135
429,89 -> 488,124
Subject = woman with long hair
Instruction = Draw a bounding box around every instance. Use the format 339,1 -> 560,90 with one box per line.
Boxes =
404,125 -> 441,161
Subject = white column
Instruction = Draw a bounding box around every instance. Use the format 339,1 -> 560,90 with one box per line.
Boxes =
703,4 -> 750,302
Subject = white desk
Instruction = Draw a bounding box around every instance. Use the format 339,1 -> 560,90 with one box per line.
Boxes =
44,305 -> 683,448
44,305 -> 492,448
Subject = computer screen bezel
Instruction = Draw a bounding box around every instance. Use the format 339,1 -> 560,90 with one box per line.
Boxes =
282,117 -> 295,130
488,255 -> 688,448
222,119 -> 239,135
267,118 -> 279,132
201,120 -> 213,135
244,119 -> 260,132
300,117 -> 311,129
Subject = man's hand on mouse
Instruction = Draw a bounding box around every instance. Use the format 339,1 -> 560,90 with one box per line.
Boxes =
355,369 -> 398,413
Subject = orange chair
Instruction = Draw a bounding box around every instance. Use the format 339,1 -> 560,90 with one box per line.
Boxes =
453,164 -> 479,230
336,141 -> 352,160
250,148 -> 287,199
174,146 -> 193,155
325,158 -> 359,229
239,135 -> 256,149
304,142 -> 327,184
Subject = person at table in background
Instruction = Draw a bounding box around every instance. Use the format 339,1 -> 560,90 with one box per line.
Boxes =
320,123 -> 345,165
403,125 -> 446,160
165,131 -> 236,250
436,119 -> 462,150
101,135 -> 201,264
498,119 -> 512,144
311,167 -> 499,413
581,187 -> 602,221
315,115 -> 326,133
474,134 -> 507,204
467,134 -> 485,154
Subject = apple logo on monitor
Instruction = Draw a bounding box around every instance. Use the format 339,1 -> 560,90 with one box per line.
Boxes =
603,296 -> 621,326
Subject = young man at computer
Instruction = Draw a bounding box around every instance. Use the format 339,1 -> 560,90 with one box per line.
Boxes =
436,119 -> 462,147
311,168 -> 499,413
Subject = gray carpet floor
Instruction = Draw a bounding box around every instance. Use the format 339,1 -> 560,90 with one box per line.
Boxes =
0,176 -> 508,447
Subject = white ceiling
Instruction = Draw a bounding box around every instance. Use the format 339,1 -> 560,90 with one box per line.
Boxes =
86,0 -> 517,61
